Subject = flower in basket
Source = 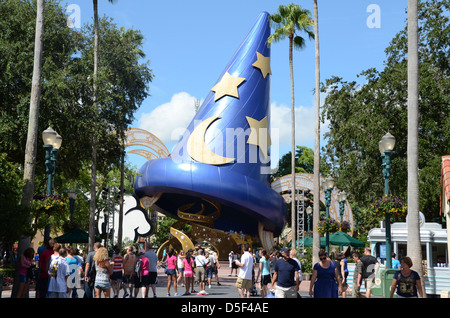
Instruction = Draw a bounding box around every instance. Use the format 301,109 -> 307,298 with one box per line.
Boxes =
317,218 -> 340,235
339,221 -> 351,233
32,193 -> 67,213
370,194 -> 407,217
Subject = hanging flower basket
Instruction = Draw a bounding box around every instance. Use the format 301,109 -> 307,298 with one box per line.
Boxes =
370,194 -> 407,217
339,221 -> 351,233
317,218 -> 340,235
32,193 -> 67,214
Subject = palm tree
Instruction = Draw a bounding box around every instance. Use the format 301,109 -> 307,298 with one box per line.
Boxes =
406,0 -> 426,297
268,3 -> 314,249
13,0 -> 45,298
89,0 -> 116,252
312,0 -> 321,265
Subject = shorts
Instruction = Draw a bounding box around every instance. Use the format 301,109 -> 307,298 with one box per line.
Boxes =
184,271 -> 193,278
206,266 -> 213,278
235,277 -> 252,290
110,271 -> 122,280
364,277 -> 376,290
19,275 -> 29,283
148,272 -> 157,285
261,274 -> 271,286
195,266 -> 206,283
166,268 -> 177,276
352,283 -> 361,298
123,274 -> 133,284
94,281 -> 110,290
134,274 -> 150,288
275,285 -> 297,298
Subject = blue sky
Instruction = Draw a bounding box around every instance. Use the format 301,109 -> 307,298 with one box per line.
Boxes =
62,0 -> 408,169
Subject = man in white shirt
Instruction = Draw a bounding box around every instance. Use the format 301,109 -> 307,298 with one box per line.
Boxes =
234,244 -> 253,298
195,249 -> 208,295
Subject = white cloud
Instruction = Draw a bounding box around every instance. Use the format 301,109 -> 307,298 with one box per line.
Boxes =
270,102 -> 329,152
138,92 -> 198,146
136,92 -> 329,159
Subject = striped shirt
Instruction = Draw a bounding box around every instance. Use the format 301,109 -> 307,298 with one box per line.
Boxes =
113,255 -> 123,272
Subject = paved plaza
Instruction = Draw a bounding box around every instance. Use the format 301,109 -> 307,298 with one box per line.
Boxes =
1,261 -> 317,299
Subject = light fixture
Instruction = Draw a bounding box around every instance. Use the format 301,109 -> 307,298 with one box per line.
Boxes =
338,191 -> 347,202
42,127 -> 57,146
325,176 -> 335,189
306,206 -> 312,215
68,189 -> 77,200
380,132 -> 395,152
53,132 -> 63,149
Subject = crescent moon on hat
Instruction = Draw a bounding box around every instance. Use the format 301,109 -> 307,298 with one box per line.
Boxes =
187,116 -> 235,165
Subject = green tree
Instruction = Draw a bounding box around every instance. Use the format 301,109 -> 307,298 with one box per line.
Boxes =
268,3 -> 314,248
273,145 -> 330,180
320,0 -> 449,238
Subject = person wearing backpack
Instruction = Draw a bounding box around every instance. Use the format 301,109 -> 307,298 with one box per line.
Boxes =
133,249 -> 150,298
83,242 -> 100,298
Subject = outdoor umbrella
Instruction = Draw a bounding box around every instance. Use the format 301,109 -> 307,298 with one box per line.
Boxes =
54,228 -> 101,244
328,231 -> 364,247
298,236 -> 326,248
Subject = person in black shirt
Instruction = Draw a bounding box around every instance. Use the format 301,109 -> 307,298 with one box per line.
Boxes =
360,247 -> 379,298
271,247 -> 300,298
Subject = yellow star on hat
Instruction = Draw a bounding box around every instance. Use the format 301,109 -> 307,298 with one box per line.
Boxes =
252,52 -> 271,78
211,72 -> 246,102
246,116 -> 271,158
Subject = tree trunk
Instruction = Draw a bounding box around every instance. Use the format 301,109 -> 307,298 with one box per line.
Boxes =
13,0 -> 45,298
118,145 -> 125,251
406,0 -> 426,297
289,35 -> 296,249
89,0 -> 99,253
312,0 -> 321,265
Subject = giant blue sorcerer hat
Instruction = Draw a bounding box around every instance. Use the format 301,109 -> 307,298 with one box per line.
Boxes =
135,12 -> 287,236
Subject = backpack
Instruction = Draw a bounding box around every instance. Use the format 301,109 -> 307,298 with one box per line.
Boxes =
135,257 -> 142,277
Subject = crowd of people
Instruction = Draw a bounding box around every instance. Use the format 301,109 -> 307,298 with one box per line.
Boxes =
14,238 -> 424,299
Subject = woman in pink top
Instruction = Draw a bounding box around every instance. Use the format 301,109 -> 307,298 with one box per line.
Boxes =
134,249 -> 150,298
18,247 -> 35,298
182,249 -> 195,295
166,248 -> 180,296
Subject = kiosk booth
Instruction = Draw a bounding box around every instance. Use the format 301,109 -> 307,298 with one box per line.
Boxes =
367,213 -> 450,296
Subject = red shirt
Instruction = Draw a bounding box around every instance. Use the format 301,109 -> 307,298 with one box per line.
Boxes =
39,248 -> 53,278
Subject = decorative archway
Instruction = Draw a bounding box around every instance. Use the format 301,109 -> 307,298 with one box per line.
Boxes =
271,173 -> 354,232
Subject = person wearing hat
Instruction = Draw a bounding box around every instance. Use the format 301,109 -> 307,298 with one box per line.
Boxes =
271,247 -> 300,298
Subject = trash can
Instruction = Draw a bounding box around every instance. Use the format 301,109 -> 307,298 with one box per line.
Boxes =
383,269 -> 398,298
370,269 -> 399,297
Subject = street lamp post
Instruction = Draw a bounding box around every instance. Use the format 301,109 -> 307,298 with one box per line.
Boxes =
68,189 -> 77,223
324,176 -> 334,254
42,126 -> 62,240
338,191 -> 347,223
306,206 -> 312,232
379,132 -> 395,269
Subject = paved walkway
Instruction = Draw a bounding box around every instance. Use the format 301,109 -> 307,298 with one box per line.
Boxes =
1,261 -> 319,299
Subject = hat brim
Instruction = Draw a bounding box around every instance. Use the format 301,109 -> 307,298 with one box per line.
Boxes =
135,158 -> 287,236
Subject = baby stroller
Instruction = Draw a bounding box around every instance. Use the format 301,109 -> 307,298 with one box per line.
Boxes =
249,268 -> 258,296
